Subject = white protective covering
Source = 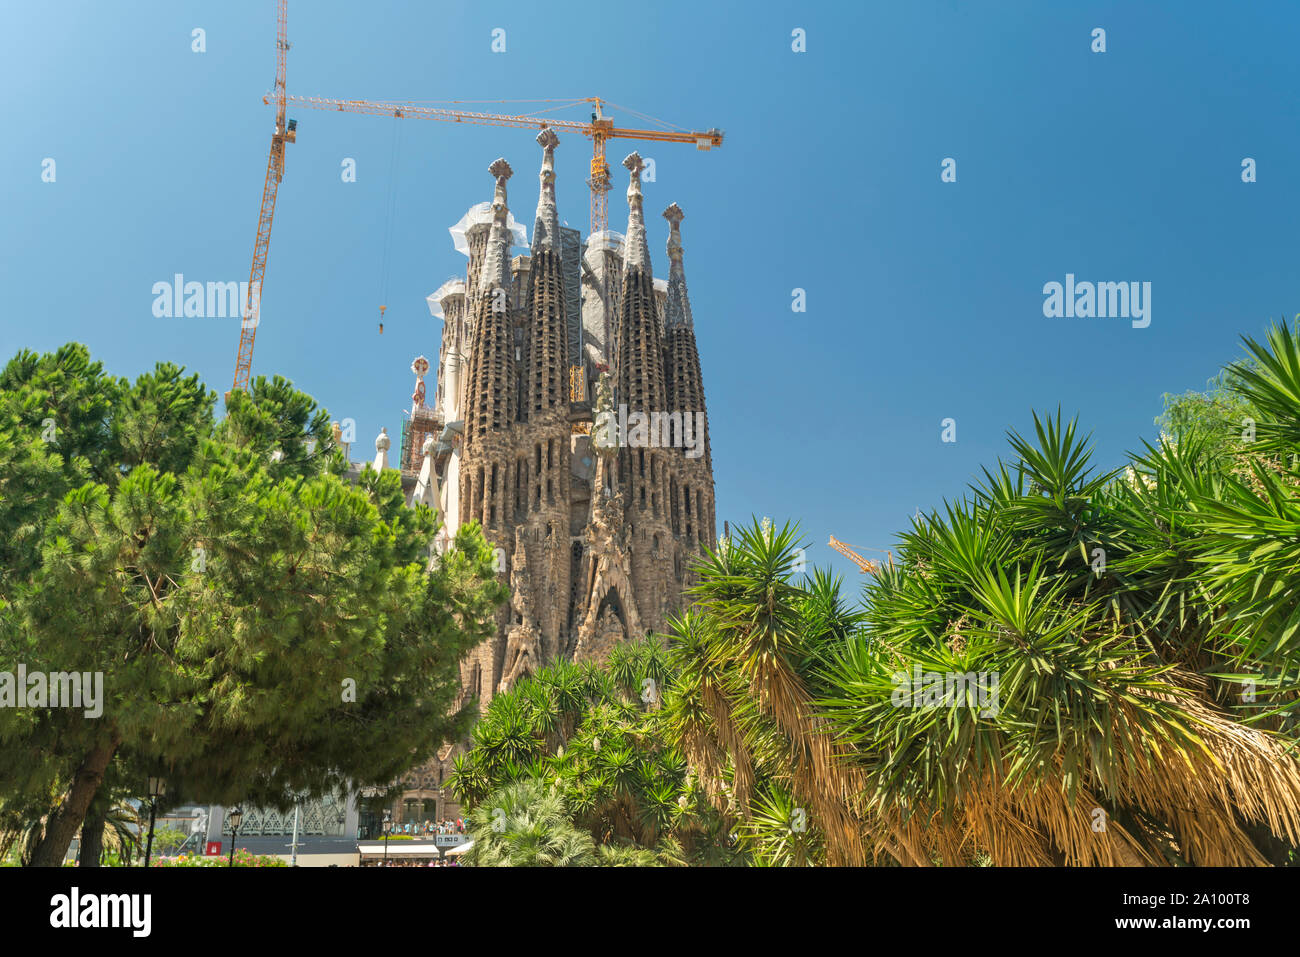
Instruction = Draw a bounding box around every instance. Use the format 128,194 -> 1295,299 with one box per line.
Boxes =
585,229 -> 625,256
448,202 -> 528,257
426,277 -> 467,320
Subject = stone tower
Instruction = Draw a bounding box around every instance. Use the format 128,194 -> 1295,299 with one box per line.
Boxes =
407,134 -> 717,707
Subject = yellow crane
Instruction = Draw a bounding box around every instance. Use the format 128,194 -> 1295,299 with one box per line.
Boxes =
232,0 -> 295,395
280,93 -> 724,235
231,2 -> 723,393
828,536 -> 891,575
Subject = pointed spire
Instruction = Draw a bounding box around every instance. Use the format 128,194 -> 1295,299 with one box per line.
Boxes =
532,129 -> 560,253
663,203 -> 693,330
622,152 -> 651,274
478,158 -> 514,294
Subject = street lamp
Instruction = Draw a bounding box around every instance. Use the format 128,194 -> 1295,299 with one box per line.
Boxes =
143,777 -> 166,868
227,807 -> 243,868
381,810 -> 392,867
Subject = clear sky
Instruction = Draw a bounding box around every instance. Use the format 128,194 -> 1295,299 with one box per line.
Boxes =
4,0 -> 1298,581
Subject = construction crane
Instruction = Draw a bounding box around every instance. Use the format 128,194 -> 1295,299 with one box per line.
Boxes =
231,0 -> 296,396
828,536 -> 891,576
280,94 -> 724,234
230,2 -> 721,392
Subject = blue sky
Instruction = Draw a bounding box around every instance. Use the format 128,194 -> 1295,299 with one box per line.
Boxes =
3,0 -> 1299,582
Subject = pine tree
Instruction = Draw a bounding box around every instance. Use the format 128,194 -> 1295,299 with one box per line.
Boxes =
0,344 -> 506,866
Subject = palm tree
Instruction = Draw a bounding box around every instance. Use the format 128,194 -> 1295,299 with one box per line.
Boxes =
464,780 -> 595,867
662,522 -> 912,865
661,319 -> 1300,866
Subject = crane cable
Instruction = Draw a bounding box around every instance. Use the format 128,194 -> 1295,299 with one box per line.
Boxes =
379,118 -> 403,330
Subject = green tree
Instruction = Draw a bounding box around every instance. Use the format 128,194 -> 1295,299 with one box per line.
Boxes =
464,779 -> 595,867
449,641 -> 743,864
661,321 -> 1300,866
0,344 -> 506,866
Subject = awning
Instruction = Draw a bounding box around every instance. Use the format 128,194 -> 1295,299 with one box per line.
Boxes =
445,840 -> 474,857
356,841 -> 443,859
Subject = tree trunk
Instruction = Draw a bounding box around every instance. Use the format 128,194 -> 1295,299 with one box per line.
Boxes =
79,792 -> 109,867
29,736 -> 119,868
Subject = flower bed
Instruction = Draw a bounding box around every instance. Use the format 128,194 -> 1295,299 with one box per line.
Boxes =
153,849 -> 288,867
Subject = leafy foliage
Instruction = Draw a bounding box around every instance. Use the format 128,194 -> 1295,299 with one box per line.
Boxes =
661,321 -> 1300,866
0,343 -> 506,866
450,641 -> 743,865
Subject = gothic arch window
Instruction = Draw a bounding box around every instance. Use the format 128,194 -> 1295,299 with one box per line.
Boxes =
597,588 -> 628,632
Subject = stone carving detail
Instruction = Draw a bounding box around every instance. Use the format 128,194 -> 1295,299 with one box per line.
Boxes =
500,526 -> 542,693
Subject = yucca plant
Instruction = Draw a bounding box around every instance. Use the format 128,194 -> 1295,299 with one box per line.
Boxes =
665,350 -> 1300,864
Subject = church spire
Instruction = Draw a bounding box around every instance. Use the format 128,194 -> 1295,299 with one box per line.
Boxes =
662,203 -> 713,541
478,158 -> 513,294
523,128 -> 569,423
663,203 -> 693,330
532,129 -> 560,254
463,158 -> 518,446
622,152 -> 651,275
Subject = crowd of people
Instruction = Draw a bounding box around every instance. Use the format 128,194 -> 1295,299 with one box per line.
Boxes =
360,817 -> 468,840
397,818 -> 465,836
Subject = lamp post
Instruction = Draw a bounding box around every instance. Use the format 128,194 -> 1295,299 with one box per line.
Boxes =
227,807 -> 243,868
381,810 -> 392,867
143,777 -> 166,868
288,793 -> 303,867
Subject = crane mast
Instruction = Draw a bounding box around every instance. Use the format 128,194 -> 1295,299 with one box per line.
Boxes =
232,0 -> 295,395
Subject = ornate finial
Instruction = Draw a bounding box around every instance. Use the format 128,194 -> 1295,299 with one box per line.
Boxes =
375,427 -> 391,452
533,129 -> 561,252
480,160 -> 514,293
410,355 -> 430,410
663,203 -> 685,260
331,421 -> 342,444
421,434 -> 436,457
489,158 -> 513,221
622,152 -> 650,273
623,152 -> 645,214
623,151 -> 645,181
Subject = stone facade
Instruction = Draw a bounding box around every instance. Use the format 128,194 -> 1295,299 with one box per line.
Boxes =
406,131 -> 716,710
